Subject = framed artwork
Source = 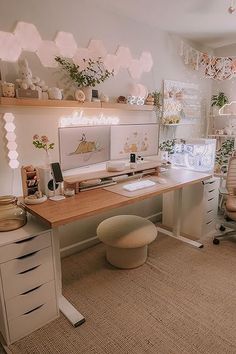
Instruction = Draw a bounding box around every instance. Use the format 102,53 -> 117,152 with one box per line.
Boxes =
110,124 -> 158,160
59,126 -> 110,170
163,80 -> 200,125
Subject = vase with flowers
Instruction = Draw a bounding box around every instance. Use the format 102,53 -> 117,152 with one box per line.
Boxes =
32,135 -> 55,167
55,56 -> 114,101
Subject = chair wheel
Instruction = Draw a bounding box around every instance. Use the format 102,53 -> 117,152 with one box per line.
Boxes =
219,225 -> 226,232
213,238 -> 220,245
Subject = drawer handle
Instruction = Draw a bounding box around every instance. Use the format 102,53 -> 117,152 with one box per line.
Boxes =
18,264 -> 41,275
17,251 -> 38,260
14,236 -> 36,244
203,181 -> 215,185
20,285 -> 42,296
207,209 -> 213,214
208,198 -> 214,202
206,220 -> 213,225
23,304 -> 44,316
208,189 -> 215,193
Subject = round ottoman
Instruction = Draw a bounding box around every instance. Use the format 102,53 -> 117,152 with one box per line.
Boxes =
97,215 -> 157,269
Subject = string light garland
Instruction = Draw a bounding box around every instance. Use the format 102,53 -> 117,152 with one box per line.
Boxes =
180,41 -> 236,80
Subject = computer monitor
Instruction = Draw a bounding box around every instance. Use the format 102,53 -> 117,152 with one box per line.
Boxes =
59,126 -> 110,171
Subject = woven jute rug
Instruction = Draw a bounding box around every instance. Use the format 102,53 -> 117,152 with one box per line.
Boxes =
10,234 -> 236,354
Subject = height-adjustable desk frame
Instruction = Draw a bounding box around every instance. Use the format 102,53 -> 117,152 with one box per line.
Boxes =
22,168 -> 212,327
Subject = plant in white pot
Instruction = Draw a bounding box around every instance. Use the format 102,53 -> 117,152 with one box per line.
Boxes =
55,56 -> 114,102
211,92 -> 229,115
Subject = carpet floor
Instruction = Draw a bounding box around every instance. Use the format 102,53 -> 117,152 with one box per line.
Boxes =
9,234 -> 236,354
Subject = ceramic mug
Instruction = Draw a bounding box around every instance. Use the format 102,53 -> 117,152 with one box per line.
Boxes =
2,82 -> 15,98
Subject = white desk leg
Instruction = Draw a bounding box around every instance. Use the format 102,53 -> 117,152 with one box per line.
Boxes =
157,188 -> 203,248
52,228 -> 85,327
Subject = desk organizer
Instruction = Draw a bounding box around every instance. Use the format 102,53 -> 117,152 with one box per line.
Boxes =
64,161 -> 161,193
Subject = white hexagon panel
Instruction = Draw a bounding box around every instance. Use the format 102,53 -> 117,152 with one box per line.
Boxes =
0,32 -> 21,62
36,40 -> 60,67
88,40 -> 107,59
104,54 -> 120,76
140,51 -> 153,72
73,48 -> 93,69
14,22 -> 42,52
116,46 -> 132,69
128,59 -> 143,80
55,31 -> 77,58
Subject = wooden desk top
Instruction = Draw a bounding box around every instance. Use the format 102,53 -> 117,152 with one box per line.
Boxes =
22,169 -> 212,228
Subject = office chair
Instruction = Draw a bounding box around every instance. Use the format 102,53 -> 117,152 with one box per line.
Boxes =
213,154 -> 236,244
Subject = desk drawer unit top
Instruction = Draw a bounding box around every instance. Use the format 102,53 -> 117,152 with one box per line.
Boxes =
0,231 -> 51,264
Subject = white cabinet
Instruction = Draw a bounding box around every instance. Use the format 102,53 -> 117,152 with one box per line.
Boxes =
163,177 -> 220,238
0,217 -> 59,345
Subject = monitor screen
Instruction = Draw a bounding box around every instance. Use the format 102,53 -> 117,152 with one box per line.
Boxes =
59,126 -> 110,171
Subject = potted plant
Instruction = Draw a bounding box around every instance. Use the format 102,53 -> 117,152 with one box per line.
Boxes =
55,56 -> 114,101
159,139 -> 176,161
211,92 -> 229,115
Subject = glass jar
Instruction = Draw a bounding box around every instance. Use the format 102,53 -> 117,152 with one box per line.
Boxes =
0,196 -> 27,232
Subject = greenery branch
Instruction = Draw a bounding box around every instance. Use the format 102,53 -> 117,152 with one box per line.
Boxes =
55,56 -> 114,87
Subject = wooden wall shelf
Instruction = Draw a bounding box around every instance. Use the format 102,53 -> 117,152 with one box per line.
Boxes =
0,97 -> 100,109
101,102 -> 154,111
0,97 -> 155,111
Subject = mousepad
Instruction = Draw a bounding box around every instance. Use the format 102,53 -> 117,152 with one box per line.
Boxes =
103,176 -> 171,198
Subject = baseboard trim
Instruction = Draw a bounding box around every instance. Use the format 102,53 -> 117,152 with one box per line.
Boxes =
60,211 -> 162,258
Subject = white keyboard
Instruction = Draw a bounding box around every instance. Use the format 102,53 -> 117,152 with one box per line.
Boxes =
123,179 -> 156,192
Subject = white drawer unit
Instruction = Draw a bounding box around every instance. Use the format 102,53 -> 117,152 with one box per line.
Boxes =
0,217 -> 59,345
163,177 -> 220,239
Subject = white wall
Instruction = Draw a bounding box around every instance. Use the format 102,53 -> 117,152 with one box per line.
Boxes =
0,0 -> 212,254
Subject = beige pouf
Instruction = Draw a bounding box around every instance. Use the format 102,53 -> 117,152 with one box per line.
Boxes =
97,215 -> 157,269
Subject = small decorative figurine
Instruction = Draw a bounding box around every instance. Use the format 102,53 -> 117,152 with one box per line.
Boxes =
74,89 -> 85,102
48,87 -> 63,100
117,96 -> 127,103
2,82 -> 15,97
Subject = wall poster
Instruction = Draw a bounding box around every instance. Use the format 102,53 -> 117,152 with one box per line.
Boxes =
59,126 -> 110,170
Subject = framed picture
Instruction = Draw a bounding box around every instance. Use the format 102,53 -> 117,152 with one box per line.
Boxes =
110,124 -> 158,160
59,126 -> 110,171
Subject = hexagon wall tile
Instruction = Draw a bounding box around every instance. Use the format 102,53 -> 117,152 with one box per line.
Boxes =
73,48 -> 93,69
36,40 -> 60,67
104,54 -> 120,76
140,51 -> 153,72
0,21 -> 153,78
116,46 -> 132,68
128,59 -> 143,80
55,31 -> 77,58
88,40 -> 107,59
14,22 -> 42,52
0,32 -> 21,62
